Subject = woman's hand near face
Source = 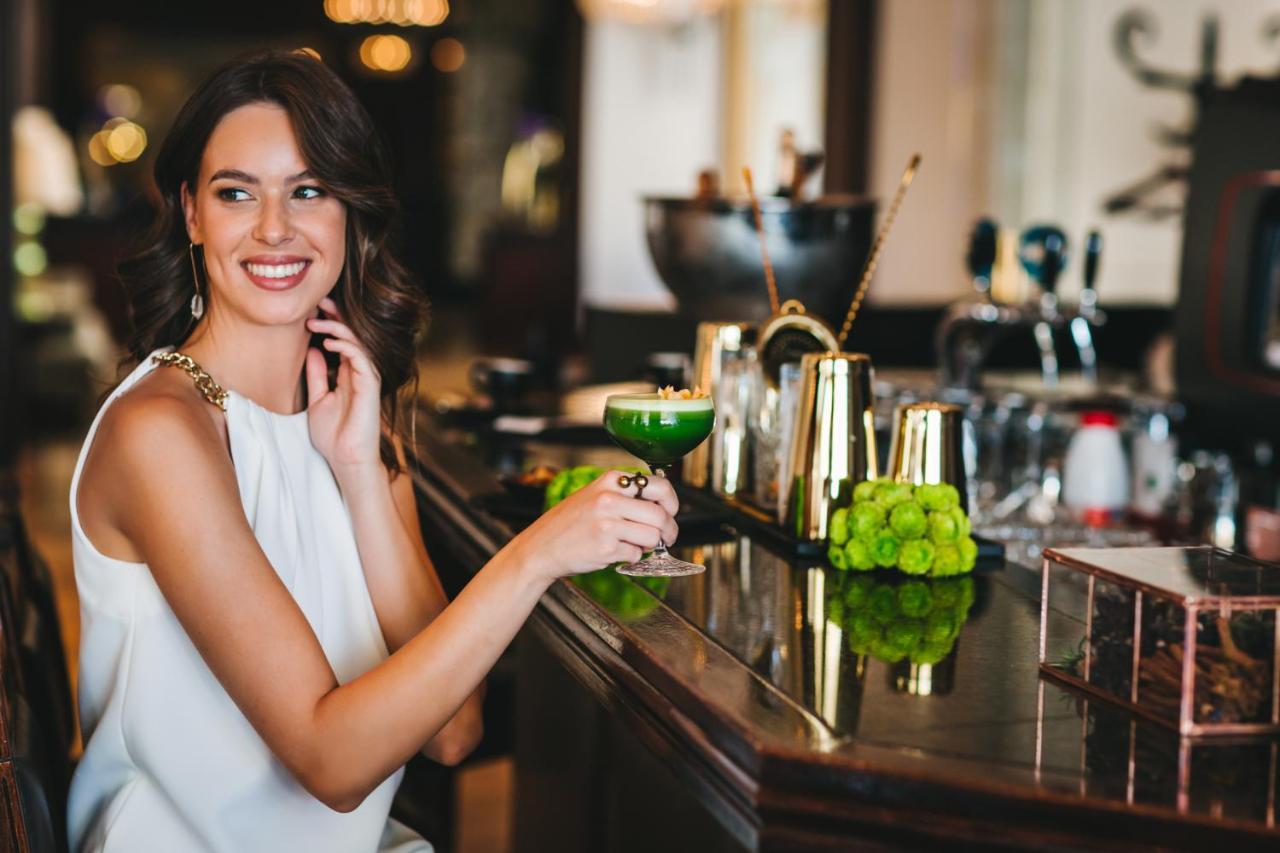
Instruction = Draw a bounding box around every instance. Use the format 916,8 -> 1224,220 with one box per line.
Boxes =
508,470 -> 680,583
305,297 -> 383,483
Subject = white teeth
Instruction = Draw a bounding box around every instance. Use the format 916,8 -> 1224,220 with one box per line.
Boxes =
246,261 -> 307,279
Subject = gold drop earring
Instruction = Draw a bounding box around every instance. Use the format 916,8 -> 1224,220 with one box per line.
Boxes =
188,242 -> 205,320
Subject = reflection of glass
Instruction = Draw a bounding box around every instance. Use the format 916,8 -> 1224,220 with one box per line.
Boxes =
603,392 -> 715,576
1036,679 -> 1280,821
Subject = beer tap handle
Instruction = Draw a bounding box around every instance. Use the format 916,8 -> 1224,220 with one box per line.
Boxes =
966,218 -> 999,299
1081,229 -> 1102,318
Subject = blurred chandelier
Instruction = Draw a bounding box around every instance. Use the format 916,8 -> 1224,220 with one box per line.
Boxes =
575,0 -> 728,25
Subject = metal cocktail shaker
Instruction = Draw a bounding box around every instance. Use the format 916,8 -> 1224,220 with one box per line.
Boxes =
886,402 -> 970,513
685,321 -> 755,497
784,352 -> 878,542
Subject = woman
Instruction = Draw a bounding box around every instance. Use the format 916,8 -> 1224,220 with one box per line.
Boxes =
68,51 -> 678,852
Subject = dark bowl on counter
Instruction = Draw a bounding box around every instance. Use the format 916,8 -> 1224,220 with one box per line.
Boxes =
643,194 -> 876,324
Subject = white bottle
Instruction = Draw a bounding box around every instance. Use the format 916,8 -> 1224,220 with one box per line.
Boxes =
1063,410 -> 1130,524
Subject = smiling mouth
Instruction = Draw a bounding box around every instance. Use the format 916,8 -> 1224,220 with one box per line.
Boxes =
240,259 -> 312,289
244,260 -> 308,279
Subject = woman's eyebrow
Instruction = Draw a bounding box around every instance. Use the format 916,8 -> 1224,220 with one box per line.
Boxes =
209,168 -> 257,184
208,169 -> 314,184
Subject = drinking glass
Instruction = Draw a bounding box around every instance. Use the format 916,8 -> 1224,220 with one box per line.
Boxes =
603,392 -> 716,576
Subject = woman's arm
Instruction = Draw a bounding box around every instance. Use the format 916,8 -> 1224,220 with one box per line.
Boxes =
98,391 -> 676,814
346,436 -> 483,766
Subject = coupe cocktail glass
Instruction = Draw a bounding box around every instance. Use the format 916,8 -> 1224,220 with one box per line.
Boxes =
603,392 -> 715,577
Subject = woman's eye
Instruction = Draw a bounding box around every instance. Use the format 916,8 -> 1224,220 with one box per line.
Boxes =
294,185 -> 326,200
216,187 -> 252,202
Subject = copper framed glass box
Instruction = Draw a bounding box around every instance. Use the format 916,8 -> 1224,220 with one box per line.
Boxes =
1039,546 -> 1280,737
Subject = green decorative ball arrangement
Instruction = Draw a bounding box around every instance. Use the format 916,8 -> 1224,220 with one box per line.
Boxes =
826,479 -> 978,577
542,464 -> 669,618
826,573 -> 976,665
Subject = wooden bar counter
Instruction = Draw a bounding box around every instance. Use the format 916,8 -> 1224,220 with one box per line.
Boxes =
410,421 -> 1280,852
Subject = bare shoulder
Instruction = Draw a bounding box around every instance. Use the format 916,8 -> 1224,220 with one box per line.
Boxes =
78,368 -> 234,560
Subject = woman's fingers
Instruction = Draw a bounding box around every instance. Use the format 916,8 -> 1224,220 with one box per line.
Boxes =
306,317 -> 359,344
594,480 -> 679,546
611,491 -> 674,535
322,338 -> 379,382
600,470 -> 677,515
304,346 -> 329,407
611,519 -> 663,551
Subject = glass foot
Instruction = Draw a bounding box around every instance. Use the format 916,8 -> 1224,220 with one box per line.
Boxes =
616,551 -> 705,577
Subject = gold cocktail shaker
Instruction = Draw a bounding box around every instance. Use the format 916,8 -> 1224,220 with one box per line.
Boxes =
886,401 -> 968,512
685,321 -> 754,496
784,352 -> 878,542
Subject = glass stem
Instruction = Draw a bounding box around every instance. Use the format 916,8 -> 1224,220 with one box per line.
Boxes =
650,465 -> 670,556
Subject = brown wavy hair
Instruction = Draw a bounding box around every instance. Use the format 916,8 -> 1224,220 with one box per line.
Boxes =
118,49 -> 428,474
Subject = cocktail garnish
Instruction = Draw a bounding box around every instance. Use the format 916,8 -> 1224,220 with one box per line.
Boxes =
657,385 -> 709,400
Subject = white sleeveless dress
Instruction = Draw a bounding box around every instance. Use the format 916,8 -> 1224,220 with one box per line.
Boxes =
66,348 -> 433,853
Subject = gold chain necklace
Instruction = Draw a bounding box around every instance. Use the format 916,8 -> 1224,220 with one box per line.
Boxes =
150,351 -> 229,411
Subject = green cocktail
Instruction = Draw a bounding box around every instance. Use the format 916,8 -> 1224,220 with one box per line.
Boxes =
603,393 -> 715,577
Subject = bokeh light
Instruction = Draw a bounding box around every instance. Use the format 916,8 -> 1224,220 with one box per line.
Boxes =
13,202 -> 46,236
87,131 -> 115,166
14,241 -> 48,277
106,120 -> 147,163
430,37 -> 465,72
360,34 -> 413,73
87,117 -> 148,165
326,0 -> 447,26
100,84 -> 142,118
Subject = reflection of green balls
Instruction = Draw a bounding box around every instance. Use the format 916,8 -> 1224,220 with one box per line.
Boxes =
912,639 -> 956,665
931,578 -> 963,608
870,532 -> 901,568
887,618 -> 924,650
848,634 -> 875,656
844,539 -> 876,571
826,594 -> 845,623
853,479 -> 880,503
889,502 -> 928,539
897,581 -> 934,617
869,586 -> 899,623
929,511 -> 961,544
872,638 -> 909,663
570,569 -> 669,620
897,539 -> 936,575
925,609 -> 959,643
851,612 -> 881,644
829,507 -> 851,544
850,502 -> 887,540
844,575 -> 875,609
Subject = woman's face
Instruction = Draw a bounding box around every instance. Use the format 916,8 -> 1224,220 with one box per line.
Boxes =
181,101 -> 346,328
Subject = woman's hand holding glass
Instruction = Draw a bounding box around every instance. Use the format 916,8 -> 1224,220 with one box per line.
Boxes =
304,296 -> 383,484
512,471 -> 680,583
